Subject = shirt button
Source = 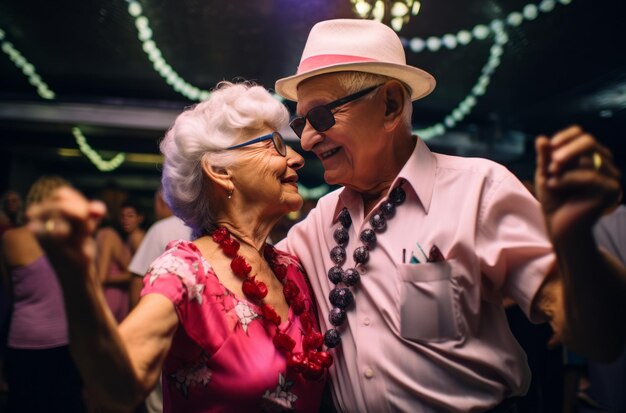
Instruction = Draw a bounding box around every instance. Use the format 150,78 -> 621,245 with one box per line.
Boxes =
363,318 -> 371,326
364,368 -> 374,379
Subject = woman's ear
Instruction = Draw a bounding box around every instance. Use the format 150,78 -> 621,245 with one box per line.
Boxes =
382,80 -> 406,129
201,160 -> 233,197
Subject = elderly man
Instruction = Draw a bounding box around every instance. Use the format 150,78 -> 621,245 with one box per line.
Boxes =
275,19 -> 625,412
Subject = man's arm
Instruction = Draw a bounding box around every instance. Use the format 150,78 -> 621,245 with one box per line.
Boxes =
534,126 -> 626,361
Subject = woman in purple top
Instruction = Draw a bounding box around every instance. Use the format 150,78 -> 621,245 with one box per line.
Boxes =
1,176 -> 86,413
28,82 -> 328,413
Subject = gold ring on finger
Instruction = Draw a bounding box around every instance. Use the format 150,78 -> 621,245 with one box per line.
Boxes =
44,218 -> 55,233
592,152 -> 603,171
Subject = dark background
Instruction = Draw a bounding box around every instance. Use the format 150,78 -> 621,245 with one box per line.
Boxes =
1,0 -> 625,211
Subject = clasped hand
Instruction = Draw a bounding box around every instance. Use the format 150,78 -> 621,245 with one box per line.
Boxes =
535,125 -> 622,241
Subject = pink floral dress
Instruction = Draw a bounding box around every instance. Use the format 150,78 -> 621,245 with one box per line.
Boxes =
141,240 -> 326,413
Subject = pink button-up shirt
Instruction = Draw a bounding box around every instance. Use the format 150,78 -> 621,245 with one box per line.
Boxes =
278,138 -> 555,413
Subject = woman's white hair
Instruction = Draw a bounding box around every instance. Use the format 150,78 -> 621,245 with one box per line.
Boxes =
335,72 -> 413,129
160,81 -> 289,238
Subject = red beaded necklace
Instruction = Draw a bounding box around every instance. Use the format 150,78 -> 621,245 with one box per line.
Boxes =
211,226 -> 333,381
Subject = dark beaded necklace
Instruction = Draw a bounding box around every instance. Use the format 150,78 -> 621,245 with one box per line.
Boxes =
323,182 -> 406,349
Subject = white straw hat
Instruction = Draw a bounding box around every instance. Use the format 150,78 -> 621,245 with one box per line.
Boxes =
275,19 -> 436,102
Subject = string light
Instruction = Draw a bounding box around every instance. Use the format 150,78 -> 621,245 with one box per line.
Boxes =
0,28 -> 55,100
2,0 -> 577,168
72,127 -> 126,172
404,0 -> 573,53
125,0 -> 283,102
0,26 -> 127,172
409,0 -> 575,139
415,27 -> 508,139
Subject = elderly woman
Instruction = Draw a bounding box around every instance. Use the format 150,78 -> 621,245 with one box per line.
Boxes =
29,82 -> 328,413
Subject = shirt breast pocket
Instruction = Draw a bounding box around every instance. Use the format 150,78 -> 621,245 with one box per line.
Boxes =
398,259 -> 461,342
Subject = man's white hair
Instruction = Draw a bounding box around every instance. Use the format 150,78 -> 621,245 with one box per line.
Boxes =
335,72 -> 413,128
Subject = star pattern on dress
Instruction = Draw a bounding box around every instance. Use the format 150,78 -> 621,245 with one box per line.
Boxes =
234,300 -> 260,334
261,373 -> 298,412
189,283 -> 205,304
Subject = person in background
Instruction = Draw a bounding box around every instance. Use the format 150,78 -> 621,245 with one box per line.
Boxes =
28,82 -> 327,413
96,211 -> 132,324
0,189 -> 22,399
0,176 -> 86,413
120,200 -> 146,257
0,190 -> 23,237
577,204 -> 626,413
275,18 -> 625,413
129,187 -> 190,310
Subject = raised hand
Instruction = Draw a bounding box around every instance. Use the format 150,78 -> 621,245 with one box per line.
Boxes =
27,186 -> 107,280
535,125 -> 622,241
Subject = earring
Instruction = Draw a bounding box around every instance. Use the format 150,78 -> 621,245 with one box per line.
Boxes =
228,188 -> 233,199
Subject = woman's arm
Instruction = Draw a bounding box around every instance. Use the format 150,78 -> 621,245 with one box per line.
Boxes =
29,187 -> 178,412
96,227 -> 132,285
63,273 -> 177,410
128,230 -> 145,256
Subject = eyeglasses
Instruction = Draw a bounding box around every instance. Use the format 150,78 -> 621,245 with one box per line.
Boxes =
289,84 -> 382,138
226,131 -> 287,157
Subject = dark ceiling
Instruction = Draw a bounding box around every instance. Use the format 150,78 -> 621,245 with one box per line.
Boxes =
1,0 -> 625,204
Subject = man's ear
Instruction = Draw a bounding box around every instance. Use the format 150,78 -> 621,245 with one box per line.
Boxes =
201,160 -> 233,196
383,80 -> 406,129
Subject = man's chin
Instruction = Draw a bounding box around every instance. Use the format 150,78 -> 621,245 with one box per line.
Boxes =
323,171 -> 341,186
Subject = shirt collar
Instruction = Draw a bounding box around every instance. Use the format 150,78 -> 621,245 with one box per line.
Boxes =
331,137 -> 437,223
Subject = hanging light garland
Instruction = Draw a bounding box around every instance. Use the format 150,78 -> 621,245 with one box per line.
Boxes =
125,0 -> 283,102
1,0 -> 576,171
0,27 -> 126,172
416,26 -> 508,140
403,0 -> 570,53
403,0 -> 574,139
127,0 -> 208,102
0,28 -> 55,100
72,127 -> 126,172
126,0 -> 573,138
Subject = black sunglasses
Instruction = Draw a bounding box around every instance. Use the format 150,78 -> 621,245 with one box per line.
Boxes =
226,131 -> 287,157
289,84 -> 383,138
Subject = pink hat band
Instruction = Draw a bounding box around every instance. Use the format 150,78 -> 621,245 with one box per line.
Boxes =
297,54 -> 377,74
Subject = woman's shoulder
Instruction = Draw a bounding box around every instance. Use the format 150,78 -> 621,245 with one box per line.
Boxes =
144,240 -> 215,304
147,240 -> 209,279
2,227 -> 42,266
97,226 -> 124,243
128,229 -> 146,249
